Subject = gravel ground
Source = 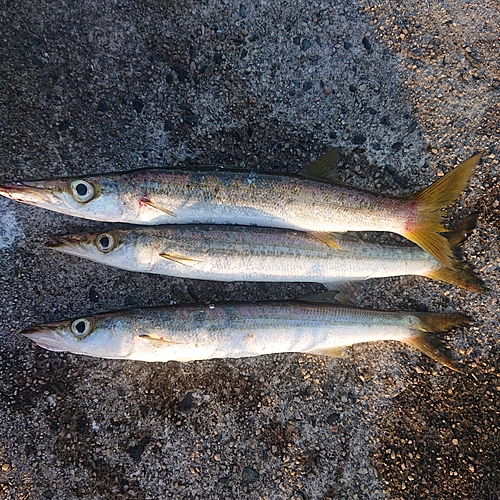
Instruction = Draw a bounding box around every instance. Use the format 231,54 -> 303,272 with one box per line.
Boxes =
1,0 -> 499,499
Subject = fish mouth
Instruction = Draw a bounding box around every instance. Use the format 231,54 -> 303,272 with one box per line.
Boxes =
20,325 -> 67,352
0,181 -> 60,205
44,234 -> 92,255
44,235 -> 70,249
44,234 -> 87,249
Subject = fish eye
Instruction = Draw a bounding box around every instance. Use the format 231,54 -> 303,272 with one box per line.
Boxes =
96,233 -> 115,253
70,180 -> 95,203
70,318 -> 92,338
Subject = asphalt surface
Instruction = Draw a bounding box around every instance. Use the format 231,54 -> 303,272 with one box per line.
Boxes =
1,0 -> 499,499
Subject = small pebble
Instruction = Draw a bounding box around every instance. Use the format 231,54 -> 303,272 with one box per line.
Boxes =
183,114 -> 198,125
353,134 -> 366,145
327,413 -> 340,423
132,98 -> 144,114
178,393 -> 194,412
89,285 -> 99,303
242,467 -> 260,482
97,100 -> 108,112
303,81 -> 312,91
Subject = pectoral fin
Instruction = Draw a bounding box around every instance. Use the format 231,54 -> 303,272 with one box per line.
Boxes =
140,197 -> 177,218
309,231 -> 342,249
159,252 -> 200,266
139,334 -> 184,345
299,148 -> 340,182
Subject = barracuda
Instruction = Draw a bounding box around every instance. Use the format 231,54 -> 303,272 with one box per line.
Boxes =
45,217 -> 485,293
0,151 -> 482,267
21,301 -> 468,371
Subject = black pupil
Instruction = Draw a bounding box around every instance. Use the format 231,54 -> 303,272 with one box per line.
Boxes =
76,183 -> 88,196
99,236 -> 110,248
75,321 -> 86,333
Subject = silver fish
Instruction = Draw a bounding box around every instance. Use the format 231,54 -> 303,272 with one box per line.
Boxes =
45,218 -> 484,293
0,151 -> 482,267
21,300 -> 467,371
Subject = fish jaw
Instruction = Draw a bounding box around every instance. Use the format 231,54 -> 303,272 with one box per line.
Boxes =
21,323 -> 71,352
0,175 -> 130,221
0,181 -> 64,207
44,230 -> 146,271
21,316 -> 134,359
45,233 -> 98,259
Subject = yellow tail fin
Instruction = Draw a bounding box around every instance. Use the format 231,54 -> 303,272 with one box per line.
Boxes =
405,312 -> 470,371
426,266 -> 486,293
425,213 -> 487,293
405,153 -> 482,268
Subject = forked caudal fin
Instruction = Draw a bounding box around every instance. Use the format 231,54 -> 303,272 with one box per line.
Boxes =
426,265 -> 486,294
425,213 -> 487,293
404,312 -> 470,372
404,153 -> 482,268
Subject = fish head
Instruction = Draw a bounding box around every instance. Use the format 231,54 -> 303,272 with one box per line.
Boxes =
21,315 -> 131,358
44,229 -> 133,265
0,174 -> 129,221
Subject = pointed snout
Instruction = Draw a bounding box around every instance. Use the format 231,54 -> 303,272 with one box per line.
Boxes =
20,325 -> 67,352
44,234 -> 88,249
0,181 -> 59,205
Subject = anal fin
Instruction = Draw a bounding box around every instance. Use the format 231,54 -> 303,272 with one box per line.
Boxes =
323,281 -> 359,305
309,347 -> 348,358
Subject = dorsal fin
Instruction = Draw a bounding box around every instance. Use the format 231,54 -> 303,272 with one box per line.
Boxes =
298,290 -> 341,303
299,148 -> 340,183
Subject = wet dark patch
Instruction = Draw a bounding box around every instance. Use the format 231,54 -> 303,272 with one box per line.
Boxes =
260,419 -> 297,454
0,347 -> 71,413
374,370 -> 500,499
47,375 -> 146,499
134,361 -> 267,425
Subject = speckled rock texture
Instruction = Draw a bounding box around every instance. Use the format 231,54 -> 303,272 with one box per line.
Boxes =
1,1 -> 499,499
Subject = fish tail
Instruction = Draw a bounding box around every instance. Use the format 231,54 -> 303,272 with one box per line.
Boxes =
444,213 -> 478,250
426,265 -> 487,293
425,213 -> 487,293
404,153 -> 482,268
404,312 -> 470,371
